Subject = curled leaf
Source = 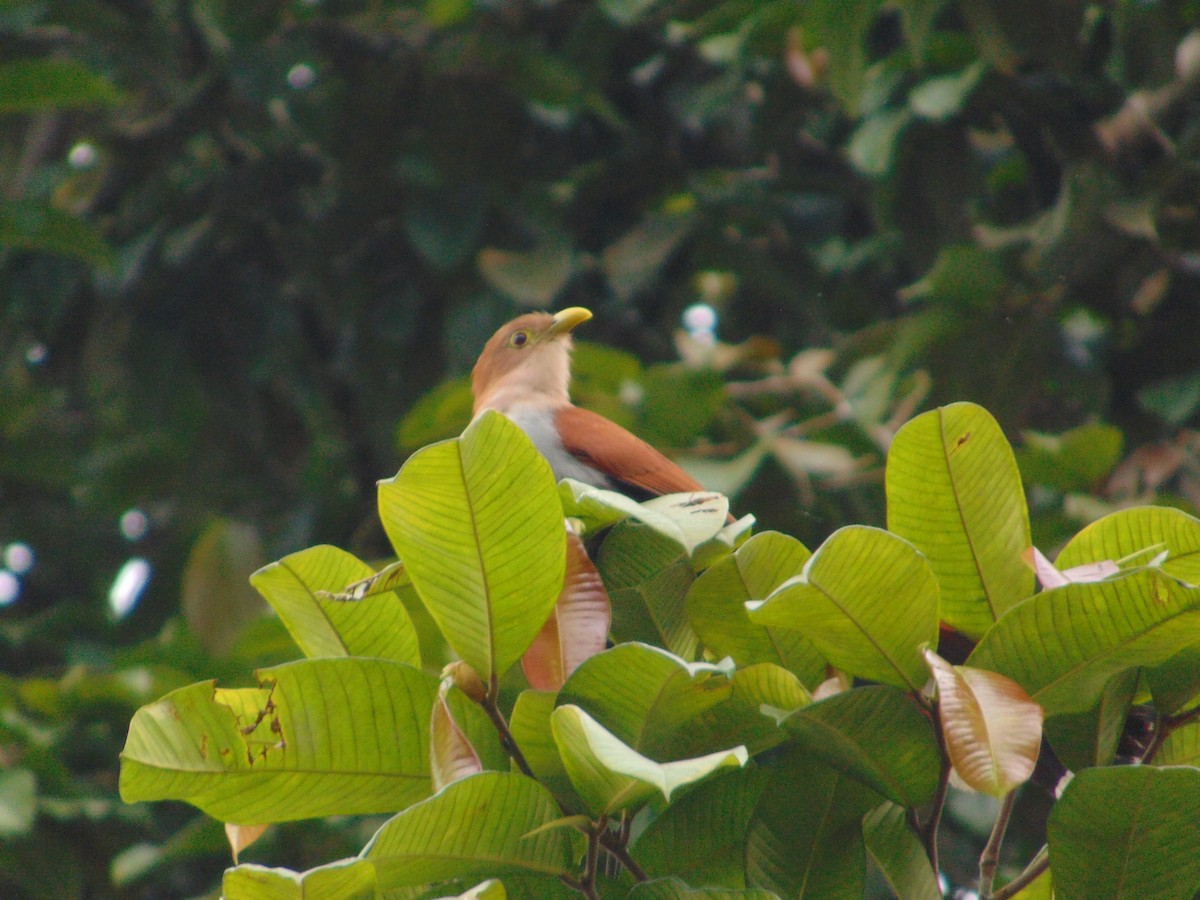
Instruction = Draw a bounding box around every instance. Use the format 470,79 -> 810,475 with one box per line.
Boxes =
925,650 -> 1042,796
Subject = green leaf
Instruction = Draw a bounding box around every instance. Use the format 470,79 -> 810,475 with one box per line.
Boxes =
477,233 -> 576,306
508,689 -> 580,808
686,531 -> 825,688
1147,644 -> 1200,716
362,773 -> 575,889
908,61 -> 987,121
862,803 -> 941,900
222,859 -> 376,899
601,210 -> 694,303
628,878 -> 779,899
634,768 -> 769,888
746,750 -> 881,899
887,402 -> 1033,638
802,0 -> 886,115
250,545 -> 420,666
119,658 -> 438,822
1156,719 -> 1200,767
561,479 -> 732,556
1048,767 -> 1200,899
898,245 -> 1005,309
778,685 -> 940,806
0,59 -> 122,112
1016,423 -> 1124,493
1055,506 -> 1200,586
847,108 -> 912,176
680,663 -> 810,759
1044,669 -> 1138,771
559,643 -> 734,760
379,411 -> 566,681
925,651 -> 1042,797
550,704 -> 748,816
748,526 -> 939,691
181,519 -> 267,657
0,768 -> 36,837
397,376 -> 475,451
0,201 -> 115,267
968,569 -> 1200,716
597,523 -> 699,658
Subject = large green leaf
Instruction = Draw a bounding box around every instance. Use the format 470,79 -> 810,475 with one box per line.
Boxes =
597,524 -> 699,658
747,526 -> 939,691
1044,669 -> 1138,771
886,402 -> 1033,638
862,804 -> 940,900
559,479 -> 738,559
677,663 -> 810,759
0,59 -> 122,112
1156,720 -> 1200,767
362,773 -> 575,889
1048,766 -> 1200,899
777,685 -> 940,806
968,569 -> 1200,716
634,767 -> 769,888
1055,506 -> 1200,585
745,750 -> 881,899
628,879 -> 778,899
508,689 -> 580,807
550,704 -> 748,816
378,412 -> 566,681
250,545 -> 420,666
686,531 -> 825,688
558,643 -> 734,759
222,859 -> 376,899
0,200 -> 115,267
119,658 -> 437,822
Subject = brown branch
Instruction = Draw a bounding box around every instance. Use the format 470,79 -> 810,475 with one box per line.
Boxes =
481,674 -> 535,779
978,790 -> 1018,899
922,712 -> 952,875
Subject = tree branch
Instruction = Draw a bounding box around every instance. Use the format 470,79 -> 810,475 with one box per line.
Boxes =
978,790 -> 1018,899
991,845 -> 1050,900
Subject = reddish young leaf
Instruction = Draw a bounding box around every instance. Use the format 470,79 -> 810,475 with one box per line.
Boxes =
430,685 -> 483,792
224,823 -> 269,863
522,533 -> 611,691
925,650 -> 1043,797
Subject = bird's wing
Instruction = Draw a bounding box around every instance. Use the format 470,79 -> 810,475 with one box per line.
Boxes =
555,405 -> 705,497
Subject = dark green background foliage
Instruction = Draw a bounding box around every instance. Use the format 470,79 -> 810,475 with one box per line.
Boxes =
1,0 -> 1198,896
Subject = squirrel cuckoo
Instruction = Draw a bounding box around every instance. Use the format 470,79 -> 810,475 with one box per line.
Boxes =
471,307 -> 705,500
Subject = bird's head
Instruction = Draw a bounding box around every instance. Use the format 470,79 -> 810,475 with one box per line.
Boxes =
471,306 -> 593,414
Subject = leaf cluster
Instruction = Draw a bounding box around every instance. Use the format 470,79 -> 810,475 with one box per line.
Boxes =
118,406 -> 1200,899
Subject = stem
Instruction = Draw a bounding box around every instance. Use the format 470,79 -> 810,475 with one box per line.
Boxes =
991,846 -> 1049,900
978,790 -> 1018,900
1142,704 -> 1200,764
481,674 -> 535,779
599,830 -> 649,882
922,713 -> 951,876
577,817 -> 605,900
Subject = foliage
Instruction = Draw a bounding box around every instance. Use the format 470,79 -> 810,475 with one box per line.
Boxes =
117,407 -> 1200,898
2,0 -> 1199,896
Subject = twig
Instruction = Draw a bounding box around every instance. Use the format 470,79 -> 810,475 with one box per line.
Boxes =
978,790 -> 1018,899
991,845 -> 1050,900
481,674 -> 535,779
919,708 -> 952,875
1142,703 -> 1200,764
599,830 -> 649,882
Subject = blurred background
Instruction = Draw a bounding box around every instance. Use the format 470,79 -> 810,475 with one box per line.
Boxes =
1,0 -> 1199,896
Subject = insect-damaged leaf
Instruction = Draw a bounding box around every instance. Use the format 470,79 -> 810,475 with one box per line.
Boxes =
120,658 -> 439,822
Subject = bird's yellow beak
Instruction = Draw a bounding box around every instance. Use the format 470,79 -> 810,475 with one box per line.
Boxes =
548,307 -> 592,337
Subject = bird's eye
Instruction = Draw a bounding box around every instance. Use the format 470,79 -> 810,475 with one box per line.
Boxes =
509,330 -> 530,348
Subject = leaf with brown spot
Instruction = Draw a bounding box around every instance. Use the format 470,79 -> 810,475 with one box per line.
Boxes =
521,533 -> 610,691
925,649 -> 1043,796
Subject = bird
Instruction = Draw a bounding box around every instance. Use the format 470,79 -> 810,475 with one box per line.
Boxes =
471,307 -> 706,500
